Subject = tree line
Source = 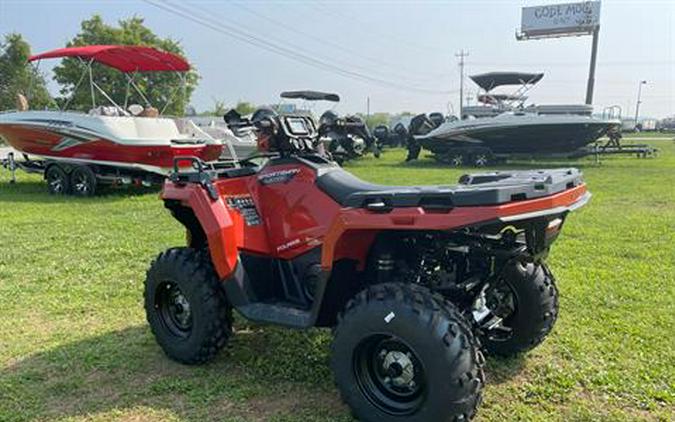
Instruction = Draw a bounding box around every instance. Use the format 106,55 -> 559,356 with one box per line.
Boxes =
3,15 -> 201,116
1,15 -> 414,130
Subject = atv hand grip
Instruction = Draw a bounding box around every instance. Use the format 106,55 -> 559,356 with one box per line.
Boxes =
170,157 -> 219,201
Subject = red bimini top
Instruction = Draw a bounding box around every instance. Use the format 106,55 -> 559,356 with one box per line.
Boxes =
28,45 -> 190,73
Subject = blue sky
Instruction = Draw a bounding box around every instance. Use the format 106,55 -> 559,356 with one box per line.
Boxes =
1,0 -> 673,117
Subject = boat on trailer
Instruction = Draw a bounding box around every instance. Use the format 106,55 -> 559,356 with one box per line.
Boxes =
0,45 -> 230,195
415,72 -> 620,166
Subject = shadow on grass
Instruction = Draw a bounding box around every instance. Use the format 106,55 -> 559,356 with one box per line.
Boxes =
0,321 -> 529,421
484,355 -> 527,385
0,324 -> 343,422
0,179 -> 160,203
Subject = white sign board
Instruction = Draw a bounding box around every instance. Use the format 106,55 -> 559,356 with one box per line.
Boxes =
520,1 -> 601,38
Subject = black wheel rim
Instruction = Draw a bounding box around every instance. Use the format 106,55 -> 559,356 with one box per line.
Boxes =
475,154 -> 488,167
156,281 -> 193,338
482,278 -> 518,342
451,154 -> 463,166
72,170 -> 91,195
353,334 -> 426,415
47,170 -> 65,194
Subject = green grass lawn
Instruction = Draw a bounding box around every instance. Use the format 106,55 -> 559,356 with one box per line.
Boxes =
616,131 -> 675,139
1,140 -> 673,421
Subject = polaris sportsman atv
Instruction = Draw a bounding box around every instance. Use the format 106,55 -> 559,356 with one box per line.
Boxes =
144,107 -> 590,421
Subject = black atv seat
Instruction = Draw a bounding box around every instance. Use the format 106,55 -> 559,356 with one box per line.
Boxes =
316,169 -> 457,209
316,167 -> 583,209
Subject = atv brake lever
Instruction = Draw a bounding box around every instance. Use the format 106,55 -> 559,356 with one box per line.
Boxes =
198,172 -> 219,200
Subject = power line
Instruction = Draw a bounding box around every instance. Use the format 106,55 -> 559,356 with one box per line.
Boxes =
469,60 -> 675,68
143,0 -> 456,96
231,1 -> 447,85
309,3 -> 442,56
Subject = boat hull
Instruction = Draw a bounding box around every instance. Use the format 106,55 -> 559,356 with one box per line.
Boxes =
0,122 -> 222,175
419,120 -> 614,155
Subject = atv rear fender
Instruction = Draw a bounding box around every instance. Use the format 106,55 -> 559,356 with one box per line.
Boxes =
162,182 -> 243,279
321,184 -> 590,269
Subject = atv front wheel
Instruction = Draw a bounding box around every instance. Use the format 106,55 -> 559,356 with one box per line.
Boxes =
145,247 -> 233,364
331,283 -> 484,422
475,262 -> 559,356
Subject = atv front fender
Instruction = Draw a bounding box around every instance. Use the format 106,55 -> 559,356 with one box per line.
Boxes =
162,182 -> 242,279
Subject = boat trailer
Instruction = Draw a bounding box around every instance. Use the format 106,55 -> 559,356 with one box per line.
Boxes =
570,132 -> 659,163
1,150 -> 243,195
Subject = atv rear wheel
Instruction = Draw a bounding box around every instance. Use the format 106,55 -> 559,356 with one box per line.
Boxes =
145,247 -> 233,364
331,283 -> 484,422
475,262 -> 559,356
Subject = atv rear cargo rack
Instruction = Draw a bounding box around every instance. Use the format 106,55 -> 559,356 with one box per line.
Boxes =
317,166 -> 584,209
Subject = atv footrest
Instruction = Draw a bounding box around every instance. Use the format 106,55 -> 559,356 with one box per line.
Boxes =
237,302 -> 312,328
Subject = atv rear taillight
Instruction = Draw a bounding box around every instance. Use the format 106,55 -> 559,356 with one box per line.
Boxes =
546,218 -> 563,232
543,217 -> 564,249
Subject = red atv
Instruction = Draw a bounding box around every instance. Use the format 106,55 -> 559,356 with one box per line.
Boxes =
144,109 -> 590,421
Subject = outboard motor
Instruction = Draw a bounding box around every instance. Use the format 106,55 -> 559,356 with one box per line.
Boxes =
250,107 -> 281,153
373,125 -> 390,146
428,112 -> 445,128
409,114 -> 436,136
223,109 -> 254,138
318,111 -> 380,164
223,109 -> 243,126
319,110 -> 339,128
405,114 -> 436,161
391,122 -> 408,147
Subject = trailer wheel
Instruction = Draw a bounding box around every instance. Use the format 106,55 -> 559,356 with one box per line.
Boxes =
473,153 -> 490,167
450,153 -> 464,167
70,165 -> 97,197
45,165 -> 70,195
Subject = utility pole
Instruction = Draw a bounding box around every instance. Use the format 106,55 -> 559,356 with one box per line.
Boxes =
634,80 -> 647,129
585,27 -> 600,105
466,90 -> 474,106
366,96 -> 370,120
455,50 -> 469,119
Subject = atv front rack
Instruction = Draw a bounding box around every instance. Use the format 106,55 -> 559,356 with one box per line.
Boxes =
169,156 -> 262,200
